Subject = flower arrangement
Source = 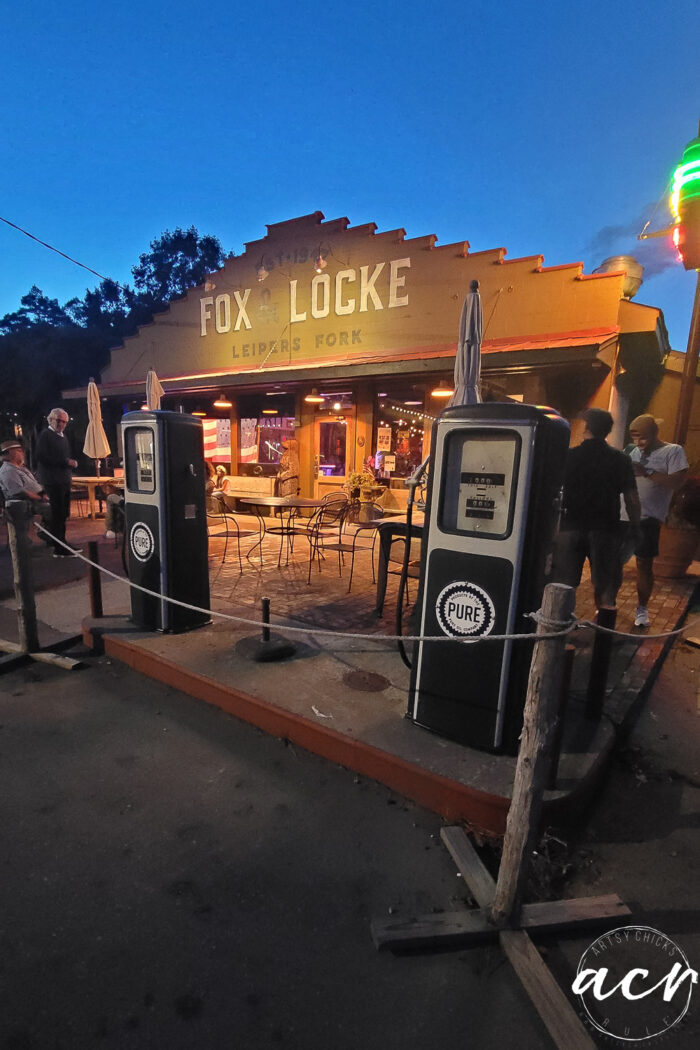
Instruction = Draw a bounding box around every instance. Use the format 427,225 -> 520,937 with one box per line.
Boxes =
344,470 -> 376,495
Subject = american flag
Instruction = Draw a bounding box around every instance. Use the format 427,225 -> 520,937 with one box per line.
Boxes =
202,419 -> 230,461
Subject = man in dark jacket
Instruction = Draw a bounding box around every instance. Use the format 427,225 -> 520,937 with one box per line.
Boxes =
551,407 -> 641,611
35,407 -> 82,557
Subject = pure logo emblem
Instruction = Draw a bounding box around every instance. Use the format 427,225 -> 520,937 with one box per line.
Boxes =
573,925 -> 697,1042
130,522 -> 155,563
435,581 -> 495,637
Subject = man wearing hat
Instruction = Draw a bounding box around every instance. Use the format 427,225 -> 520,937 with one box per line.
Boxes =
626,414 -> 688,627
551,407 -> 641,614
0,439 -> 52,543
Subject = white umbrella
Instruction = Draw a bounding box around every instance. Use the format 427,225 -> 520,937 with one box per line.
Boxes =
448,279 -> 483,407
83,379 -> 111,476
146,368 -> 165,410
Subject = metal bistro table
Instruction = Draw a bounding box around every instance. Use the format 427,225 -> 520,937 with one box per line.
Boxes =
375,511 -> 425,616
236,496 -> 325,567
71,476 -> 124,520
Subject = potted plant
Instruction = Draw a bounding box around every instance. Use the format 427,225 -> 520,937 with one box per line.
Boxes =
656,475 -> 700,578
344,470 -> 377,501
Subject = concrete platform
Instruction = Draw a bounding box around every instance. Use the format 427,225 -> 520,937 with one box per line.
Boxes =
79,542 -> 699,837
4,514 -> 697,836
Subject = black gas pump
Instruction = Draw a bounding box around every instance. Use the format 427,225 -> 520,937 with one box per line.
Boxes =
408,402 -> 569,754
122,411 -> 210,632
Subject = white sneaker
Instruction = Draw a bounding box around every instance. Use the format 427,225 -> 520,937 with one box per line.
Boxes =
105,530 -> 116,540
634,606 -> 650,628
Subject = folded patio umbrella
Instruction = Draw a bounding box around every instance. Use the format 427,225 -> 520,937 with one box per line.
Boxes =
448,279 -> 483,407
82,379 -> 111,476
146,368 -> 165,410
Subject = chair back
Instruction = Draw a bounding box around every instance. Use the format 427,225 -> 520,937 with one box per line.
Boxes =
205,490 -> 226,518
321,489 -> 348,504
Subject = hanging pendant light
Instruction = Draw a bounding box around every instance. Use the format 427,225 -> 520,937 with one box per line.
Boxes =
304,388 -> 324,404
213,393 -> 232,409
430,380 -> 454,399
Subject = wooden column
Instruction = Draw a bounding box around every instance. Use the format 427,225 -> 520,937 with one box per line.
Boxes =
6,500 -> 39,653
673,270 -> 700,446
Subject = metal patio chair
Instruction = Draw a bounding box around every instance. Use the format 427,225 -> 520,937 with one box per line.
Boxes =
206,491 -> 256,574
305,496 -> 350,583
319,499 -> 383,592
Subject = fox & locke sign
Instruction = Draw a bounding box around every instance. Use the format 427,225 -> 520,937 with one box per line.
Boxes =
199,257 -> 412,354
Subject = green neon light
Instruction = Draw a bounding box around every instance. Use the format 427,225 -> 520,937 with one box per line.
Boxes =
671,136 -> 700,219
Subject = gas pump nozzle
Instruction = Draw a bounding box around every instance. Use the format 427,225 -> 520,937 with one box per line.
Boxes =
405,455 -> 430,494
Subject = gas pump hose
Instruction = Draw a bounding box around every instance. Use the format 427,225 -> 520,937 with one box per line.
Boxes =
395,456 -> 429,669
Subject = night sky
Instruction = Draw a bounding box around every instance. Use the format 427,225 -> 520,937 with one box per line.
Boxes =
2,0 -> 699,349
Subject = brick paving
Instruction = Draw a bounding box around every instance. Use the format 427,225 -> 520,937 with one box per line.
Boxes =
3,510 -> 698,731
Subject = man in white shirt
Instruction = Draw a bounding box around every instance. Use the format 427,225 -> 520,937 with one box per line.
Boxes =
627,414 -> 688,627
0,438 -> 51,544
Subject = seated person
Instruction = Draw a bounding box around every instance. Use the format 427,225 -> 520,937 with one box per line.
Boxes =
97,482 -> 124,540
0,438 -> 52,543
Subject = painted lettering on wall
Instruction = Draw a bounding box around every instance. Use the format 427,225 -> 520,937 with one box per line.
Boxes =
231,331 -> 361,360
200,257 -> 410,337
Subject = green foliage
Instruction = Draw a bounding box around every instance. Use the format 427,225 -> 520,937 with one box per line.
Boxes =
131,226 -> 228,310
0,285 -> 76,335
0,226 -> 231,436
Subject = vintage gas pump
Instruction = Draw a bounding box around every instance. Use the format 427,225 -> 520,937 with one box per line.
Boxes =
408,402 -> 569,754
122,410 -> 210,632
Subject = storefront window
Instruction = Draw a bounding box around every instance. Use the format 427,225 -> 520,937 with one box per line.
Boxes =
372,387 -> 428,480
239,416 -> 296,468
318,420 -> 347,476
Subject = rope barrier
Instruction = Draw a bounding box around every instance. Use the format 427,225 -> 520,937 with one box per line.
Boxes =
34,525 -> 697,647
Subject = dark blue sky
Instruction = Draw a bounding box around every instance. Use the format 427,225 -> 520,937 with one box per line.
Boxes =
2,1 -> 699,349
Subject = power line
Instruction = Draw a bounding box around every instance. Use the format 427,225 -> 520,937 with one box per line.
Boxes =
0,214 -> 116,286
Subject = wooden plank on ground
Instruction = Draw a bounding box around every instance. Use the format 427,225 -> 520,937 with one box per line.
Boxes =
440,826 -> 496,908
500,929 -> 596,1050
0,652 -> 29,673
521,894 -> 631,931
0,638 -> 22,653
372,894 -> 631,951
30,651 -> 84,670
372,909 -> 496,950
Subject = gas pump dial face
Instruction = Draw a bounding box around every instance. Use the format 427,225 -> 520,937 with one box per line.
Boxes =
454,433 -> 517,537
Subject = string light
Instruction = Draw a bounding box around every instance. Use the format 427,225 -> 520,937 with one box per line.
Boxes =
388,404 -> 436,422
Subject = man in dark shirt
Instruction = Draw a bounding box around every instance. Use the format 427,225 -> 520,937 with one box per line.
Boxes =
551,407 -> 641,610
35,407 -> 82,557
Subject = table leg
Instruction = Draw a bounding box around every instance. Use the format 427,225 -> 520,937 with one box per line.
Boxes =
375,526 -> 395,616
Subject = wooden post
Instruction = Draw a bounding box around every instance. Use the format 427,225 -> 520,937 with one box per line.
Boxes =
5,500 -> 40,653
546,643 -> 575,790
87,540 -> 103,619
490,582 -> 576,928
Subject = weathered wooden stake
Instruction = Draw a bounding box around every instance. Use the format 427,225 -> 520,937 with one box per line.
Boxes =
6,500 -> 39,653
490,582 -> 576,928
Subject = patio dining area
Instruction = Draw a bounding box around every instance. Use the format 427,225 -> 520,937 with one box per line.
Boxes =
205,500 -> 409,634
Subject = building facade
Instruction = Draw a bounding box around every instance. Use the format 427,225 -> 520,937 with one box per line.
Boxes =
73,211 -> 671,498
